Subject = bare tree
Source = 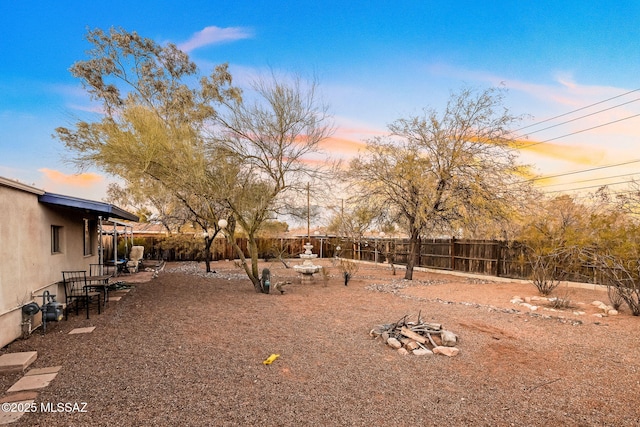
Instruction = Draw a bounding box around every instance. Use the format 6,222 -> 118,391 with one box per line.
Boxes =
210,74 -> 335,291
325,201 -> 379,260
346,86 -> 532,279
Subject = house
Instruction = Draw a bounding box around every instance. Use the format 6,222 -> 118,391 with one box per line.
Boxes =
0,176 -> 138,348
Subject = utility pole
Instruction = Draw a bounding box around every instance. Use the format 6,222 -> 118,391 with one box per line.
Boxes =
307,182 -> 311,243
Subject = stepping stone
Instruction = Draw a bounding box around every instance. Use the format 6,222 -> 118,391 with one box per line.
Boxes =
0,399 -> 35,424
68,326 -> 96,334
108,296 -> 122,301
25,366 -> 62,376
0,352 -> 37,374
7,372 -> 58,392
0,391 -> 38,403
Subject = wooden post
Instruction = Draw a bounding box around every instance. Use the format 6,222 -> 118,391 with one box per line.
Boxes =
450,236 -> 456,271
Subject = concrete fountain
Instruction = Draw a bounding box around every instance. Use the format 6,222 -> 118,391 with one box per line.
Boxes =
294,242 -> 322,281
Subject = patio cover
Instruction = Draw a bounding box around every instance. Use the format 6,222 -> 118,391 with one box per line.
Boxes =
38,192 -> 139,222
39,192 -> 139,275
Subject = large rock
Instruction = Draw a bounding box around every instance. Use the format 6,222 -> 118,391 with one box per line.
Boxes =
433,346 -> 460,357
441,330 -> 457,347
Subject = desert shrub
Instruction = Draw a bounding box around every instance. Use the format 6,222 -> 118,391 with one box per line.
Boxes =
549,285 -> 574,309
587,251 -> 640,316
607,285 -> 625,311
320,266 -> 330,287
339,260 -> 358,286
527,247 -> 580,296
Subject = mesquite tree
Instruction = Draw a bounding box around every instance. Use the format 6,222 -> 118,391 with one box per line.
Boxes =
346,86 -> 532,279
56,28 -> 333,290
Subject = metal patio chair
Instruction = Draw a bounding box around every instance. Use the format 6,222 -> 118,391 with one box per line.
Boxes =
62,270 -> 102,319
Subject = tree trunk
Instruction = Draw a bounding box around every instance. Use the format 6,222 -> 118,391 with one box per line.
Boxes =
248,237 -> 263,293
226,233 -> 262,292
204,236 -> 213,273
405,229 -> 421,280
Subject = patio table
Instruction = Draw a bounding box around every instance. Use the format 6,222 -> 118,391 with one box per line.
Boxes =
87,274 -> 112,306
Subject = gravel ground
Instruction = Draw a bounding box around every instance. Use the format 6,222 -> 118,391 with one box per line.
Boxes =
1,260 -> 639,426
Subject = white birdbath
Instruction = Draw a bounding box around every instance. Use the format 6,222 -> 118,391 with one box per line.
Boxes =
294,242 -> 321,281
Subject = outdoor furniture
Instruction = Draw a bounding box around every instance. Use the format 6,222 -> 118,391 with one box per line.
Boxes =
89,264 -> 113,306
105,259 -> 127,275
62,270 -> 102,319
127,246 -> 145,273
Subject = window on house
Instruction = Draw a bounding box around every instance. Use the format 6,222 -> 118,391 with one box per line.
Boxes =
51,225 -> 62,254
83,219 -> 93,256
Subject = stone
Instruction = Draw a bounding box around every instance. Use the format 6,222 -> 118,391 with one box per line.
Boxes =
0,391 -> 38,403
412,348 -> 433,356
608,309 -> 619,316
381,332 -> 390,342
441,330 -> 458,347
397,348 -> 409,356
68,327 -> 96,334
7,373 -> 58,393
387,337 -> 402,349
592,300 -> 604,307
0,400 -> 34,424
598,303 -> 611,311
25,366 -> 62,376
0,352 -> 37,374
405,341 -> 419,351
510,297 -> 524,304
433,346 -> 460,357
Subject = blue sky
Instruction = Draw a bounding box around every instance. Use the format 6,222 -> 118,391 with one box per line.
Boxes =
2,1 -> 640,200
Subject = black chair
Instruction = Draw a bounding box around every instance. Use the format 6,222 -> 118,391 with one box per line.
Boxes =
62,270 -> 101,319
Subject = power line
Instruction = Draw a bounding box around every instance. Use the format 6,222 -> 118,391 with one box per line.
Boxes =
517,112 -> 640,149
518,97 -> 640,138
524,159 -> 640,183
513,87 -> 640,134
545,179 -> 637,194
536,172 -> 640,188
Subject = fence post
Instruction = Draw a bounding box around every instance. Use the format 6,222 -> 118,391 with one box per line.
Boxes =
496,241 -> 503,277
450,237 -> 456,271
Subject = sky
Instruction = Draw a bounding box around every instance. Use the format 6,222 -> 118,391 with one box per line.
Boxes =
2,0 -> 640,202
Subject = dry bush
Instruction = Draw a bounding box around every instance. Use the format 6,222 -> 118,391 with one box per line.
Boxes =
339,260 -> 359,286
320,266 -> 330,287
527,246 -> 580,296
549,285 -> 574,309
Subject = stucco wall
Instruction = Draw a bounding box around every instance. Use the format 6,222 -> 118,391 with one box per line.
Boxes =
0,183 -> 98,348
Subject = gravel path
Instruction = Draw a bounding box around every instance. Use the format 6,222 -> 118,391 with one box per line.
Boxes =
1,260 -> 639,426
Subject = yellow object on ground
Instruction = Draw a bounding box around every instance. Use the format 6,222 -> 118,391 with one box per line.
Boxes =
263,354 -> 280,365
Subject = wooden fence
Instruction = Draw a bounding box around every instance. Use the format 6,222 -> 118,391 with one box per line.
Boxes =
128,235 -> 555,281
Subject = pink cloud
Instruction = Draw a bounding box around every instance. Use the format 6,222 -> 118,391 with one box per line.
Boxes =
39,168 -> 104,188
177,26 -> 253,52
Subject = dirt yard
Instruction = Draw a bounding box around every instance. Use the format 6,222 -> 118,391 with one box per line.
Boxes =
1,259 -> 638,426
